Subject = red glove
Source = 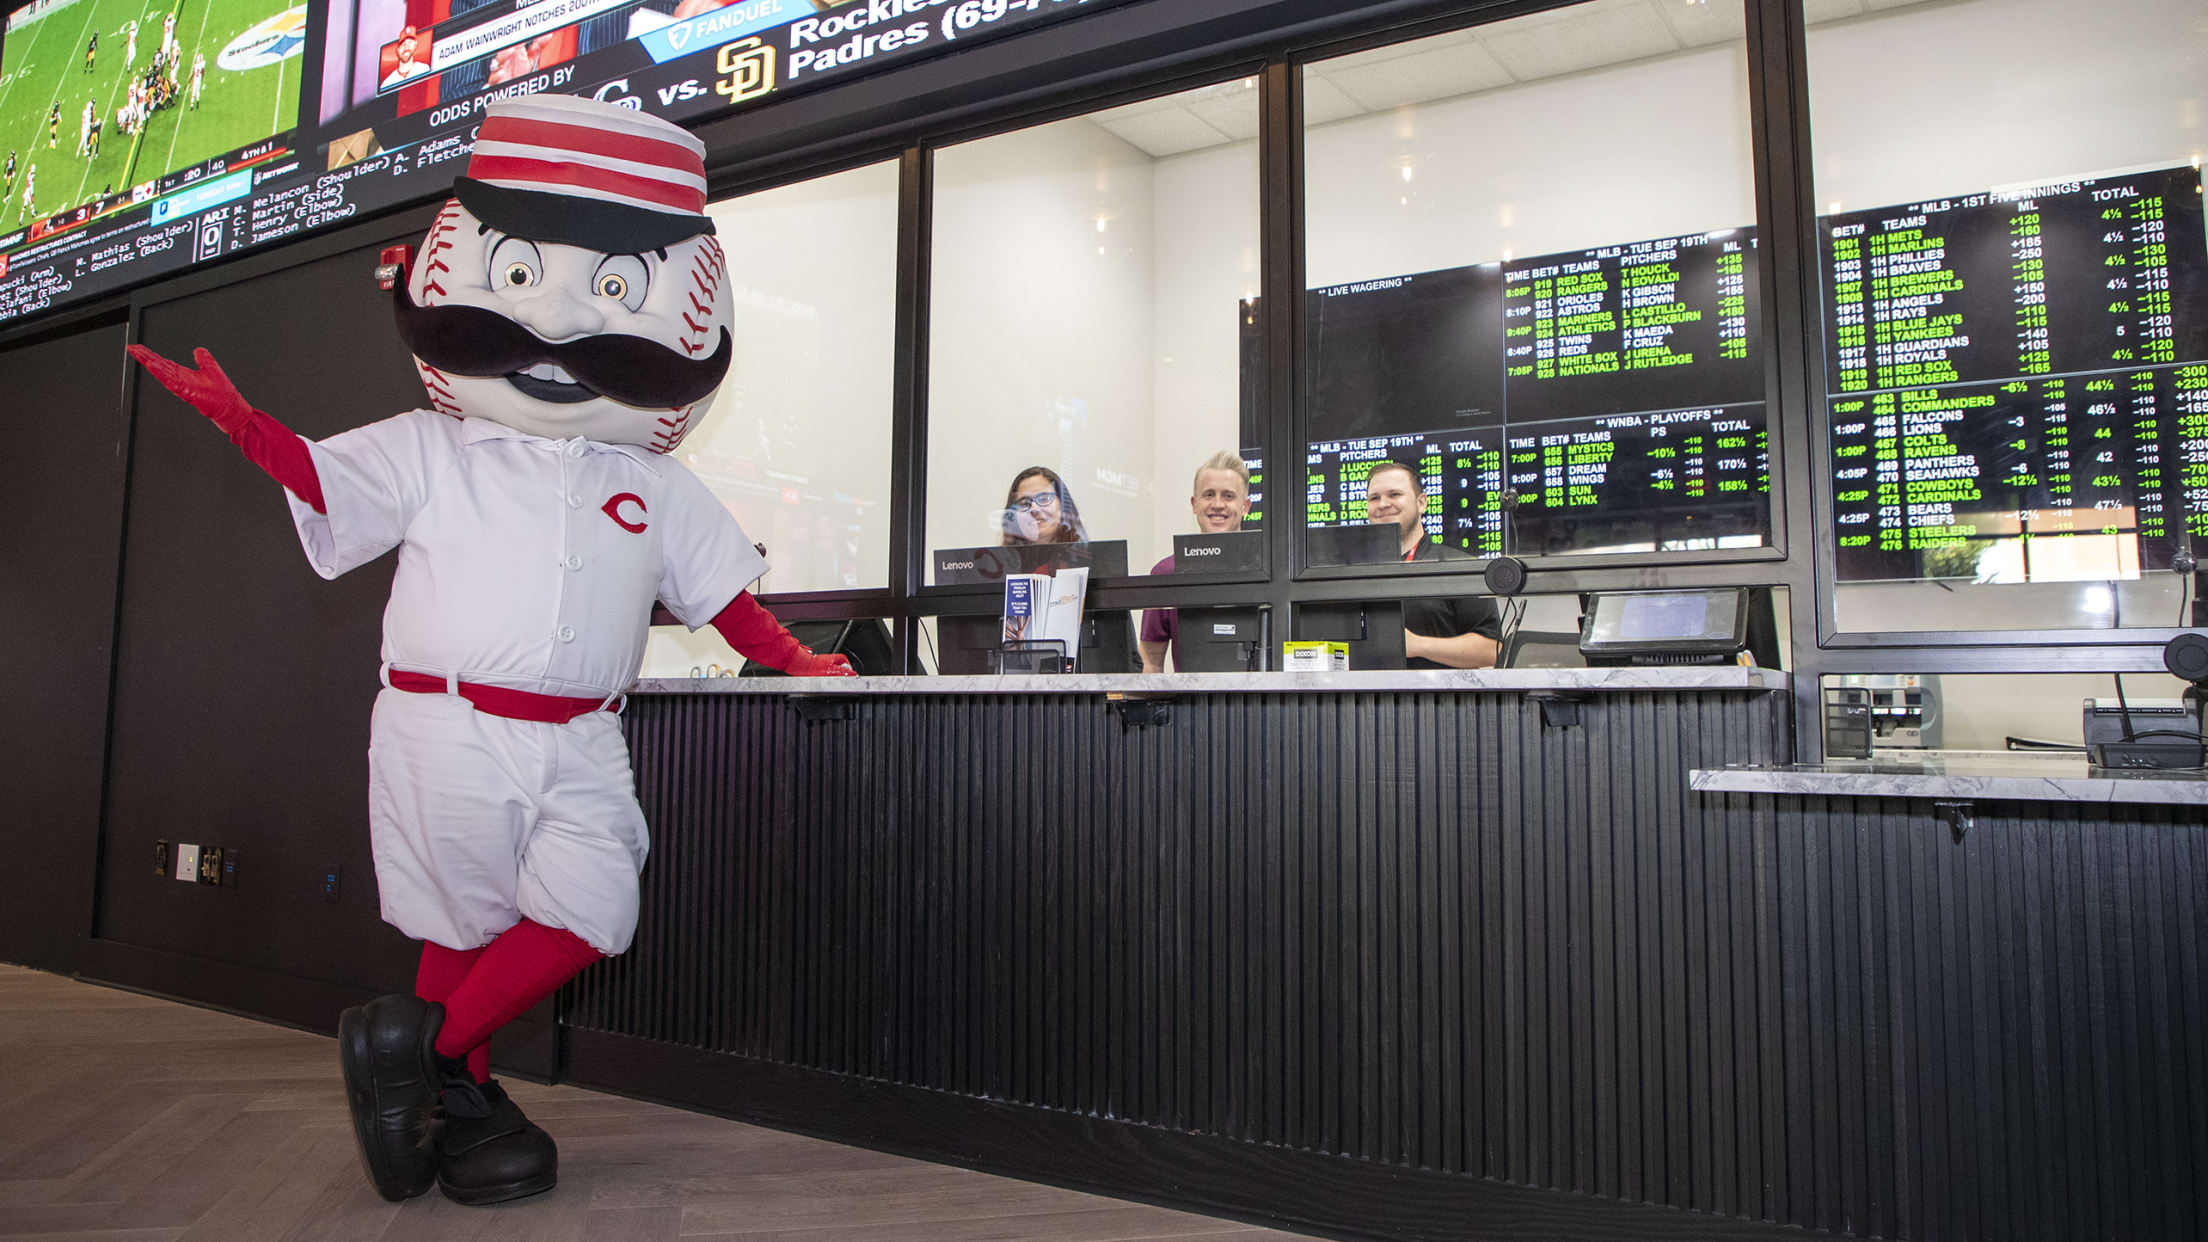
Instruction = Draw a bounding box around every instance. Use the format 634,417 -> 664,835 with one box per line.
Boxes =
706,592 -> 856,677
127,345 -> 325,514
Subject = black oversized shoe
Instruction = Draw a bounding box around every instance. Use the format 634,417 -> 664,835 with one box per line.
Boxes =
336,995 -> 445,1201
435,1067 -> 558,1206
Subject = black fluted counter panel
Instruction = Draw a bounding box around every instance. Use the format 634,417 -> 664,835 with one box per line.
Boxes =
562,687 -> 2206,1242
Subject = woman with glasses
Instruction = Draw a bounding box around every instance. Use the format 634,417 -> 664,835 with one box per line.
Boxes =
1001,466 -> 1088,546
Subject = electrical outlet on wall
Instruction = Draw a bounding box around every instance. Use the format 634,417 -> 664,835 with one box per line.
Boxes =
198,847 -> 224,885
173,844 -> 200,882
154,839 -> 170,877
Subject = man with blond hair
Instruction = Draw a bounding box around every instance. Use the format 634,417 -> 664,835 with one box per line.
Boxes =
1139,450 -> 1253,672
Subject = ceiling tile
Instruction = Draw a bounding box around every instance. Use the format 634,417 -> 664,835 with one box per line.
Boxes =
1092,108 -> 1232,159
1804,0 -> 1868,19
1184,90 -> 1262,142
1088,93 -> 1180,126
1300,74 -> 1368,128
1478,0 -> 1682,81
1327,38 -> 1517,112
1658,0 -> 1749,48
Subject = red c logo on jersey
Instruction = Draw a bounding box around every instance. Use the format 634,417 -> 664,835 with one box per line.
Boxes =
603,493 -> 648,533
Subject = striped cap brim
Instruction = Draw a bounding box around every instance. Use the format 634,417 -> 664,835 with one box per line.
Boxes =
454,176 -> 713,253
459,94 -> 712,252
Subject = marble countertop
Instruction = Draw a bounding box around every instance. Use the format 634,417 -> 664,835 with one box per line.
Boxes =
1692,752 -> 2208,806
635,667 -> 1788,696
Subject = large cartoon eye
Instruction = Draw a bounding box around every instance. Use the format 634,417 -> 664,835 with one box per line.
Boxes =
592,254 -> 649,312
488,237 -> 542,291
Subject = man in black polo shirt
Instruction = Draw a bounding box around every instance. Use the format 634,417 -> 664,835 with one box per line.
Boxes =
1363,460 -> 1501,669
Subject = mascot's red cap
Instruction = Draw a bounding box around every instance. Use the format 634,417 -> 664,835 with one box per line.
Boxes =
454,93 -> 713,254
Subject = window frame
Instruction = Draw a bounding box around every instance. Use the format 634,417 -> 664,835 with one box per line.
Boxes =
49,0 -> 2182,756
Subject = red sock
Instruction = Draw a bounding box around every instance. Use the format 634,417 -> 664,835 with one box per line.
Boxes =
415,942 -> 490,1083
432,920 -> 602,1063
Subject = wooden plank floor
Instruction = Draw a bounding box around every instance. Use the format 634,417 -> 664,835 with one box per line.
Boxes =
0,966 -> 1317,1242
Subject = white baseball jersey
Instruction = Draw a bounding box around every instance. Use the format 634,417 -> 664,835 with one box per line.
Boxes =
288,411 -> 766,697
284,411 -> 765,954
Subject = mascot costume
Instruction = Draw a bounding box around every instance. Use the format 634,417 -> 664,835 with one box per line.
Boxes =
127,94 -> 853,1206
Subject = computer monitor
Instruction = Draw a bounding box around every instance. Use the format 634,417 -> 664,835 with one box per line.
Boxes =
934,615 -> 999,675
1576,587 -> 1782,668
737,618 -> 897,677
1080,611 -> 1138,674
933,540 -> 1130,585
1293,601 -> 1407,670
1501,629 -> 1586,669
1171,531 -> 1267,575
931,611 -> 1137,674
1305,524 -> 1399,567
1170,607 -> 1267,672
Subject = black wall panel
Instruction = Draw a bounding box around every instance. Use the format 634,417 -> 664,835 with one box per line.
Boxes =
571,688 -> 1854,1240
1768,797 -> 2208,1242
0,317 -> 130,972
94,231 -> 430,1015
573,690 -> 2207,1242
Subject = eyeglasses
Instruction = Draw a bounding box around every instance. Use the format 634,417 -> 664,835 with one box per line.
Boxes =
1009,493 -> 1061,514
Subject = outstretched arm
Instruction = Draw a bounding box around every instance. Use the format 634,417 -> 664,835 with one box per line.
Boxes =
127,345 -> 325,513
706,592 -> 855,677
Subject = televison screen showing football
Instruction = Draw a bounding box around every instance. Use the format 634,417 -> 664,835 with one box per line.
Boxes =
0,0 -> 1134,325
0,0 -> 304,308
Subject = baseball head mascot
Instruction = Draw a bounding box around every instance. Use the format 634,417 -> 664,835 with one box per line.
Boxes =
126,94 -> 853,1207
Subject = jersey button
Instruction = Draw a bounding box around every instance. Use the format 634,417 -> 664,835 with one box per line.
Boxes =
566,555 -> 584,571
557,626 -> 576,643
565,441 -> 587,459
567,493 -> 583,508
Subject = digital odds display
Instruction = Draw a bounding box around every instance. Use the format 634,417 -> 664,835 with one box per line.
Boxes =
0,0 -> 1128,324
1300,162 -> 2208,580
1821,164 -> 2208,581
1303,227 -> 1768,558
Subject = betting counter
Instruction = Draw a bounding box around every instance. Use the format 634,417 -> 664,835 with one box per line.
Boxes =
579,664 -> 1795,1213
556,662 -> 2201,1242
630,666 -> 1789,694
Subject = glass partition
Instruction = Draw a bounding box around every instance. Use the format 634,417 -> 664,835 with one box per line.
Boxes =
1300,0 -> 1766,566
1809,0 -> 2208,633
639,160 -> 901,678
925,78 -> 1264,588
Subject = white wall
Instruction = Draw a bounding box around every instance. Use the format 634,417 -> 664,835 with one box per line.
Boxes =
1805,0 -> 2207,213
1293,0 -> 2206,287
1302,41 -> 1756,289
638,160 -> 901,679
695,159 -> 899,595
1145,139 -> 1261,560
926,117 -> 1162,570
1925,672 -> 2194,751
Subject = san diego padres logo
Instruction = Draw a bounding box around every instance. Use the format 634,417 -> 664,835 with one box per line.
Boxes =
715,38 -> 775,104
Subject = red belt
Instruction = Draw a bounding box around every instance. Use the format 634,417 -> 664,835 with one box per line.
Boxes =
387,670 -> 617,724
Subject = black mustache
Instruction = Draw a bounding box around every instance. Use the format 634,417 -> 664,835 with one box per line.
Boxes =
392,279 -> 731,410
